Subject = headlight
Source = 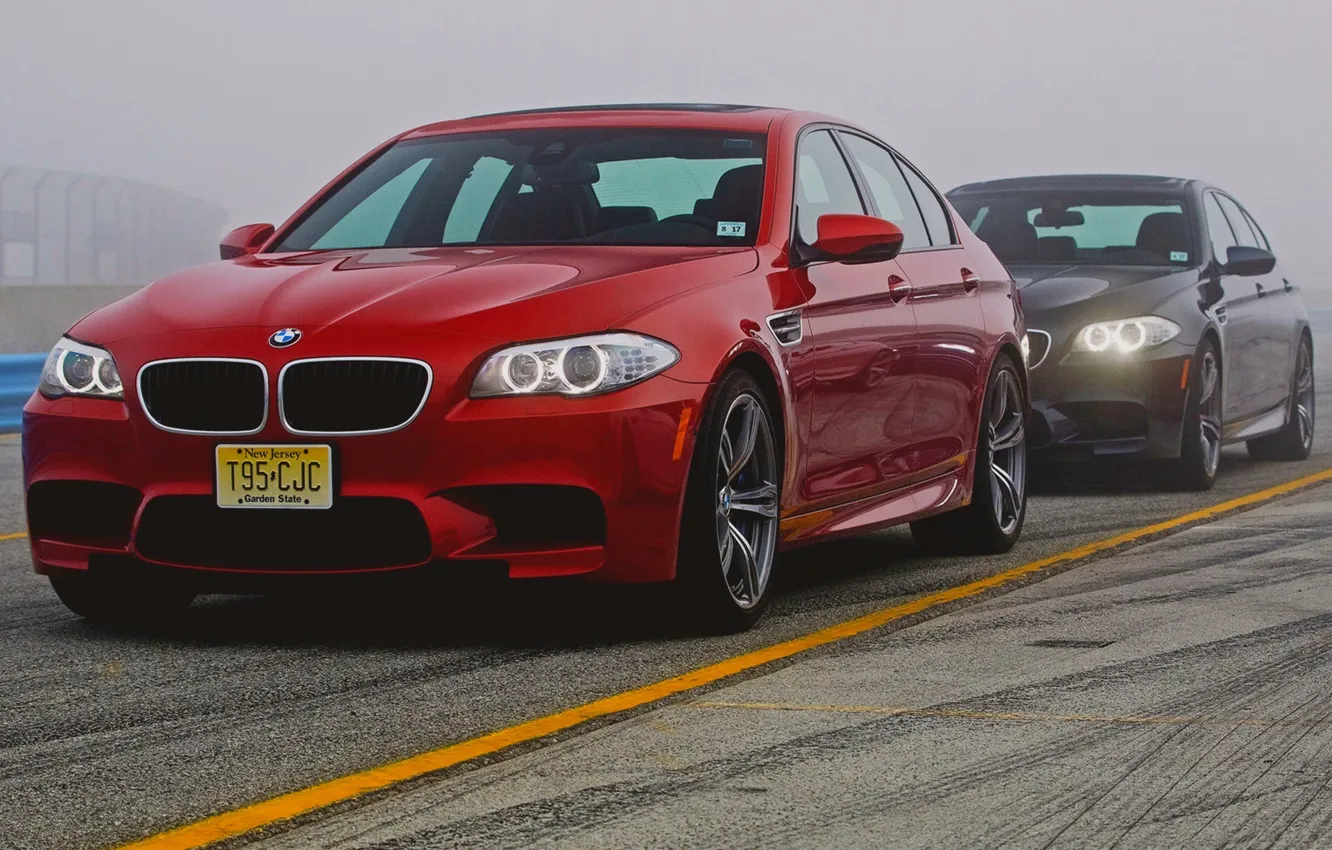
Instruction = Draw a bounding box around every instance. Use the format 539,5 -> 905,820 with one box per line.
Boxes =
470,333 -> 680,398
1070,316 -> 1181,355
38,337 -> 124,399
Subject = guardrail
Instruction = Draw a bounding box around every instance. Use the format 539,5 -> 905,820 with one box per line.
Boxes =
0,353 -> 44,432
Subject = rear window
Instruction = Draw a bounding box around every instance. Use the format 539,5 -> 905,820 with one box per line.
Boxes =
274,129 -> 767,251
950,190 -> 1193,267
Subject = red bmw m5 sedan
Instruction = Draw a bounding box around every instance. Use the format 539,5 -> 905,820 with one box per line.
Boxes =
23,103 -> 1028,631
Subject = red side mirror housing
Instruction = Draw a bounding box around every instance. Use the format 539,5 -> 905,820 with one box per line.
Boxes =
812,214 -> 905,264
220,223 -> 275,260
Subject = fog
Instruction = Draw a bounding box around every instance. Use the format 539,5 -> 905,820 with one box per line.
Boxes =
2,0 -> 1329,294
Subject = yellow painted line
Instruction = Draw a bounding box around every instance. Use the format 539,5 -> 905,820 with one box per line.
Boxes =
115,466 -> 1332,850
688,700 -> 1332,730
0,532 -> 26,542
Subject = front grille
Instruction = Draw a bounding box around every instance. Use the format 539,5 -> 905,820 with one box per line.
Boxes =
27,480 -> 142,547
281,359 -> 430,434
139,360 -> 266,434
135,496 -> 432,571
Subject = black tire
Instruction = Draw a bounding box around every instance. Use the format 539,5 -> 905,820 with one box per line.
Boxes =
911,354 -> 1027,555
49,572 -> 195,625
675,370 -> 781,633
1171,339 -> 1223,491
1248,334 -> 1314,462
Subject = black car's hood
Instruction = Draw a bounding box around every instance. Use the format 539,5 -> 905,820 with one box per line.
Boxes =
1010,264 -> 1200,327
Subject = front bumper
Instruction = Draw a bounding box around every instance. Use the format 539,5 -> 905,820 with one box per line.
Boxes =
1027,340 -> 1194,460
22,374 -> 705,585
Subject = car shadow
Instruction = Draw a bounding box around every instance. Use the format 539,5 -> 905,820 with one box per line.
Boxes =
1028,449 -> 1248,495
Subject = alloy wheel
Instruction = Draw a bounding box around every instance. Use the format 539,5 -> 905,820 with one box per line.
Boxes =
988,368 -> 1027,536
1197,350 -> 1223,476
1295,340 -> 1315,451
714,393 -> 779,609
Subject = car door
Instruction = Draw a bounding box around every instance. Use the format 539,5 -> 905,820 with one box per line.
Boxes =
838,132 -> 987,479
1202,190 -> 1267,424
1217,193 -> 1291,415
795,129 -> 919,506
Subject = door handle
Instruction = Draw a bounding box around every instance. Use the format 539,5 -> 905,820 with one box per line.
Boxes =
961,268 -> 981,293
888,274 -> 912,304
1255,282 -> 1267,299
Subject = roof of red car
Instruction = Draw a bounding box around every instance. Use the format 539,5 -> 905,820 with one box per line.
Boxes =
402,103 -> 800,138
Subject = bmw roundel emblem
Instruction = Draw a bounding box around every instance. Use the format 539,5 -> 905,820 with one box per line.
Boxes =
269,328 -> 301,348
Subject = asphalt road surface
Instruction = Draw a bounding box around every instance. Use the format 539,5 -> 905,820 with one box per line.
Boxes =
3,322 -> 1331,850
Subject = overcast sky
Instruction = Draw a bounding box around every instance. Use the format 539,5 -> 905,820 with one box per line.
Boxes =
2,0 -> 1329,286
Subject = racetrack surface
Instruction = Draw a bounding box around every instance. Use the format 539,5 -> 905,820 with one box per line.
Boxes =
2,322 -> 1331,850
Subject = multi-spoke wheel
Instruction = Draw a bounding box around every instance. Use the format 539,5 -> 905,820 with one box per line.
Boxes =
1173,339 -> 1224,490
911,354 -> 1028,554
677,371 -> 780,632
1249,335 -> 1315,462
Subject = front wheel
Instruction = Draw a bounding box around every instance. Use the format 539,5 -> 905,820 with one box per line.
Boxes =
911,354 -> 1028,555
1170,340 -> 1223,491
1248,335 -> 1314,462
675,371 -> 781,633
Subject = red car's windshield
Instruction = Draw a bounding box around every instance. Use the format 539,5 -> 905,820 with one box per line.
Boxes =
274,129 -> 767,251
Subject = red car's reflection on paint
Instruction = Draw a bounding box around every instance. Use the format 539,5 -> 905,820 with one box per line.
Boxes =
23,104 -> 1028,631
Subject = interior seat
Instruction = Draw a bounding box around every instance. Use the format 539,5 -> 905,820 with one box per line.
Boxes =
593,206 -> 658,233
708,164 -> 764,234
1038,235 -> 1077,262
976,215 -> 1039,263
490,190 -> 587,242
1135,212 -> 1189,262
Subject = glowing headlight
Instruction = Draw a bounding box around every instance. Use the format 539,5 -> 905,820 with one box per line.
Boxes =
1070,316 -> 1181,355
38,337 -> 123,399
471,333 -> 680,398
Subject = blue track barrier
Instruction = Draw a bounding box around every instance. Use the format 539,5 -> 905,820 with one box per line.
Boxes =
0,353 -> 45,432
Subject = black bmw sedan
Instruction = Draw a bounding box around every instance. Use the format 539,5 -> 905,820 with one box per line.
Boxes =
948,175 -> 1312,490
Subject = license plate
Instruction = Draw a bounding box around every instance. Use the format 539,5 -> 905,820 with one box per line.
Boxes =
216,444 -> 333,509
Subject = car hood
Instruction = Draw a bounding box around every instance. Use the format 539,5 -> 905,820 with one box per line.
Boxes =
1011,263 -> 1199,329
72,246 -> 759,345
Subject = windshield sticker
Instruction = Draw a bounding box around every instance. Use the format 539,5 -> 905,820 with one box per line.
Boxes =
1170,251 -> 1189,263
717,221 -> 747,237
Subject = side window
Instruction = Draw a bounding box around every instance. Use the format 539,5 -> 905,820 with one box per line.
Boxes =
794,130 -> 866,247
1216,195 -> 1258,248
1203,193 -> 1237,263
839,134 -> 929,251
1241,208 -> 1270,251
897,156 -> 955,246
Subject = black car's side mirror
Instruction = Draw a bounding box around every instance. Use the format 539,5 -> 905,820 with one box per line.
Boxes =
1223,245 -> 1276,277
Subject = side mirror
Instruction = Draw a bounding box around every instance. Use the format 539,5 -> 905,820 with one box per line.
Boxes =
220,223 -> 275,260
811,214 -> 905,264
1223,245 -> 1276,277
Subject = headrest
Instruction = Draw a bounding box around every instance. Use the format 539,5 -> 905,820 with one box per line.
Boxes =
976,215 -> 1039,262
1038,235 -> 1077,262
709,164 -> 764,228
1135,212 -> 1188,261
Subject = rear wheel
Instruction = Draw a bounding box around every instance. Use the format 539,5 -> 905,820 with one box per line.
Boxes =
675,371 -> 780,633
49,572 -> 195,624
1171,340 -> 1223,491
911,354 -> 1027,555
1248,335 -> 1314,461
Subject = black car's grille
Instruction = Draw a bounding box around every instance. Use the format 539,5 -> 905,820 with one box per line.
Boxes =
1027,330 -> 1052,369
281,359 -> 430,434
135,496 -> 432,571
139,360 -> 266,433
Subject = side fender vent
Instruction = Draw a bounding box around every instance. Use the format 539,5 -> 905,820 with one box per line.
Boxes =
766,310 -> 803,347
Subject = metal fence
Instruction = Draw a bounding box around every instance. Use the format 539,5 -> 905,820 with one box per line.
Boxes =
0,165 -> 226,287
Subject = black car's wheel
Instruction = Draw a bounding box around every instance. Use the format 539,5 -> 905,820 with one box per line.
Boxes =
49,572 -> 195,624
676,370 -> 780,633
1172,339 -> 1223,491
1248,335 -> 1315,462
911,354 -> 1027,555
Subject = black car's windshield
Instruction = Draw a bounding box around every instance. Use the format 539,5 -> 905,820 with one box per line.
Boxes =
949,190 -> 1193,267
274,129 -> 767,251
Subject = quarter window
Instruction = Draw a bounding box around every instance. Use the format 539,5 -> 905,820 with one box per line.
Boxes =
839,134 -> 929,251
1216,195 -> 1258,248
1203,193 -> 1237,263
898,157 -> 955,246
794,130 -> 866,247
